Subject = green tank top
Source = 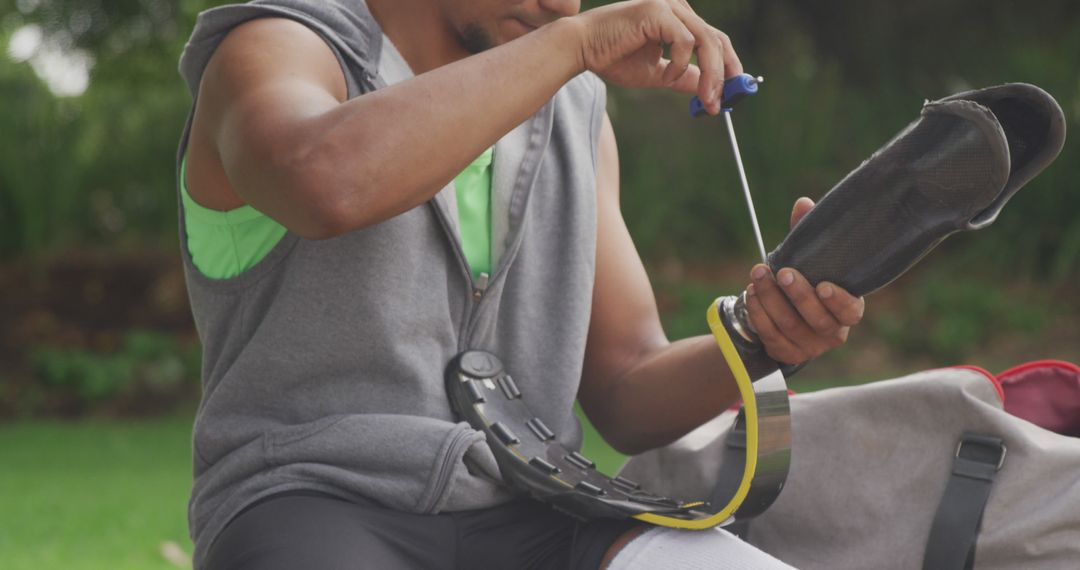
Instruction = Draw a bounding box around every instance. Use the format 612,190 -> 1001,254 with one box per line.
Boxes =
180,149 -> 494,280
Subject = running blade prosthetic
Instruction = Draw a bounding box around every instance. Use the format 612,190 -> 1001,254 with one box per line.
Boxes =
699,82 -> 1064,532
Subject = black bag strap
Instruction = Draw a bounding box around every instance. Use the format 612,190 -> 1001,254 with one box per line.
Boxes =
922,432 -> 1007,570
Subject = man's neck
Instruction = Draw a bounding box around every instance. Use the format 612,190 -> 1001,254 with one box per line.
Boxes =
366,0 -> 470,75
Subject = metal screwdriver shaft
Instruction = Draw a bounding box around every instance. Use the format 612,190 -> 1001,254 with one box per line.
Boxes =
690,74 -> 768,264
723,110 -> 768,264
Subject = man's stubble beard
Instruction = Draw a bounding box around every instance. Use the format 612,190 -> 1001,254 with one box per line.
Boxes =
460,22 -> 496,54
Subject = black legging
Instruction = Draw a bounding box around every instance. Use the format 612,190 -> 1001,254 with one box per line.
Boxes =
203,490 -> 637,569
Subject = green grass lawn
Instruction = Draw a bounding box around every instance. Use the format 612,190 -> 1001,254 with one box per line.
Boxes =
0,408 -> 629,570
0,413 -> 195,570
0,408 -> 628,570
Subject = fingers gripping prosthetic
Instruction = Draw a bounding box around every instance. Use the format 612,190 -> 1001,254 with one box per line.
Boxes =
447,84 -> 1065,530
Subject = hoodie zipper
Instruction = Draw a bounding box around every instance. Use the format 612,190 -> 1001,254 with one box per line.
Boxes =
472,272 -> 490,301
431,98 -> 555,350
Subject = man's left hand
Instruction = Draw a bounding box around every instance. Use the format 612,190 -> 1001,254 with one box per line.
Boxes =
743,197 -> 866,365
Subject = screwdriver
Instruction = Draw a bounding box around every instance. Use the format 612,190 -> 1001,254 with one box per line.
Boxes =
691,74 -> 767,264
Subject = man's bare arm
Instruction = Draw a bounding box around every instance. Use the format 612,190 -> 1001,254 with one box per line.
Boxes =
186,0 -> 741,240
579,114 -> 865,455
187,17 -> 584,239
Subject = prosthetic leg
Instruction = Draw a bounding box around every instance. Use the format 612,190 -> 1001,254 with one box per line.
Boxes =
447,83 -> 1065,530
708,82 -> 1065,524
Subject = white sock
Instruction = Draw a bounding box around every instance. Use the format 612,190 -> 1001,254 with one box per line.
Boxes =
607,526 -> 796,570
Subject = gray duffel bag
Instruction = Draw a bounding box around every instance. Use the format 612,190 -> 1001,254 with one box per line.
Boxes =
620,362 -> 1080,569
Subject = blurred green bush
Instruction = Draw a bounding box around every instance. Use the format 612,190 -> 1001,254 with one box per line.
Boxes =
869,271 -> 1049,361
1,0 -> 1077,279
22,330 -> 200,416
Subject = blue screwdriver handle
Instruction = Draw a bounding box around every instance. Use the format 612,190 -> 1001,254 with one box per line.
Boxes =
690,74 -> 763,117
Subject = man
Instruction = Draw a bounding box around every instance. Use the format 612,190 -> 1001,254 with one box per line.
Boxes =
177,0 -> 865,567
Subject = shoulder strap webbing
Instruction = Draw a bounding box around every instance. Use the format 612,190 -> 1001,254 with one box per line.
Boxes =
922,432 -> 1006,570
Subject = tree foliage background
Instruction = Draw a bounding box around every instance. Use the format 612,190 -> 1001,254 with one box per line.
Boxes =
1,0 -> 1079,416
2,0 -> 1078,270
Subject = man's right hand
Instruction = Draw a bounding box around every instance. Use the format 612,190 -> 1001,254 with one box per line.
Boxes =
571,0 -> 742,116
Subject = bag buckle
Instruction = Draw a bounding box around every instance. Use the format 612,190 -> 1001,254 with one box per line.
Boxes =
955,433 -> 1007,472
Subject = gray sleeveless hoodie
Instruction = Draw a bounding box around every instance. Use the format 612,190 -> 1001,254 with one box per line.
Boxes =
176,1 -> 606,566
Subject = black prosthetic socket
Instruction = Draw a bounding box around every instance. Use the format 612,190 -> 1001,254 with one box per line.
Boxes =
768,83 -> 1065,298
727,83 -> 1065,376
